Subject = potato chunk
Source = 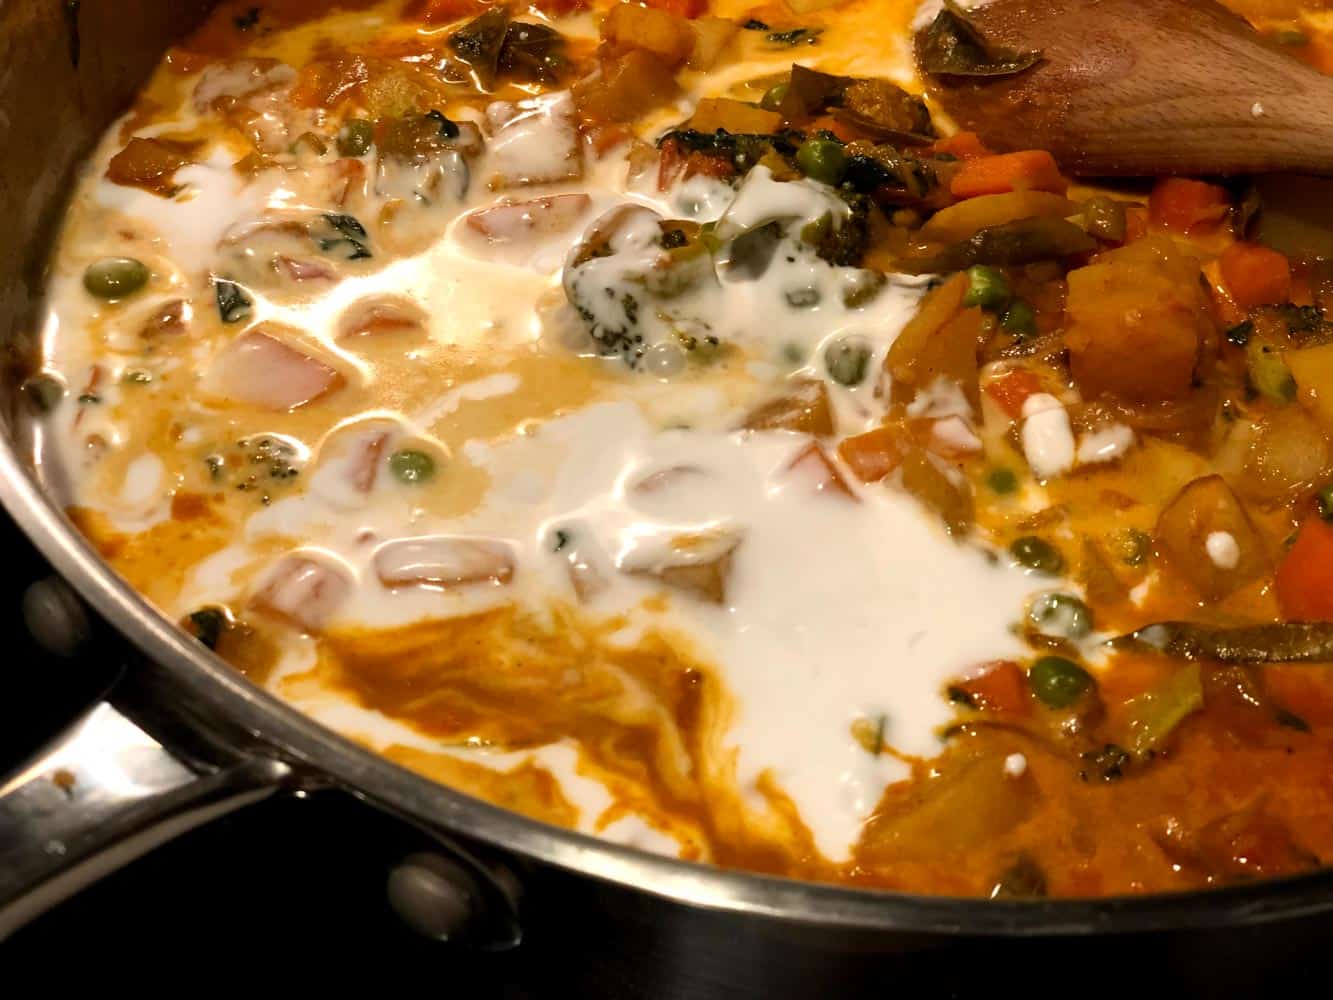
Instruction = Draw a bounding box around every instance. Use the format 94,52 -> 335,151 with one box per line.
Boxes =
1065,238 -> 1210,403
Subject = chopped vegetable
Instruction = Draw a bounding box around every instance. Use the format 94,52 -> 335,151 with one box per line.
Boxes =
915,0 -> 1042,78
603,1 -> 696,65
950,659 -> 1029,714
1276,515 -> 1333,621
1247,342 -> 1297,403
1116,621 -> 1333,664
918,190 -> 1075,245
1284,342 -> 1333,432
950,151 -> 1065,199
374,535 -> 515,589
449,7 -> 510,86
1154,475 -> 1269,600
1028,592 -> 1093,639
1010,535 -> 1064,575
389,448 -> 437,484
1028,655 -> 1094,709
1119,664 -> 1203,757
214,278 -> 253,324
84,258 -> 149,299
1064,238 -> 1210,403
1219,242 -> 1292,310
742,377 -> 834,434
837,425 -> 908,483
1148,178 -> 1229,234
903,217 -> 1096,275
962,264 -> 1009,309
900,449 -> 973,535
202,329 -> 342,411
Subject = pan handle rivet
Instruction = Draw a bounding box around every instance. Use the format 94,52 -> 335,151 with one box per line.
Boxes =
386,852 -> 479,942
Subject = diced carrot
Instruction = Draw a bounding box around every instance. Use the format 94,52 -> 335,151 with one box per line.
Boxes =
1219,242 -> 1292,310
643,0 -> 707,17
952,660 -> 1030,715
837,426 -> 908,483
949,150 -> 1067,199
807,114 -> 861,143
1276,514 -> 1333,621
1148,177 -> 1230,234
983,368 -> 1043,419
931,131 -> 991,159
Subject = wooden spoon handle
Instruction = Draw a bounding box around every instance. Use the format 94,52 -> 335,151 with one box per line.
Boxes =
924,0 -> 1333,175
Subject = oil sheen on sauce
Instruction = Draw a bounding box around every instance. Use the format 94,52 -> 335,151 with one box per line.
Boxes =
34,0 -> 1052,865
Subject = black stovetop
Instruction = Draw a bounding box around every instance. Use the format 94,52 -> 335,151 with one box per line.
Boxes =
2,517 -> 1330,995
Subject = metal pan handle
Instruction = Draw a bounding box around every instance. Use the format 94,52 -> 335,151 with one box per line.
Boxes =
0,697 -> 292,939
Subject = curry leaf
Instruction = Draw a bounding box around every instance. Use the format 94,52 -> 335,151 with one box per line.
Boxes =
917,0 -> 1042,78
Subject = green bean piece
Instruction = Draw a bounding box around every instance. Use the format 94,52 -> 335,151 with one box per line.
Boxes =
389,448 -> 437,484
1318,482 -> 1333,521
795,137 -> 847,185
1028,655 -> 1094,709
336,118 -> 374,157
824,337 -> 871,386
84,257 -> 150,299
1010,535 -> 1064,575
1028,592 -> 1093,639
962,264 -> 1010,309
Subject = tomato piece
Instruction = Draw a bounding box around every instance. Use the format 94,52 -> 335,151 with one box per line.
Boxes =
984,368 -> 1043,419
952,660 -> 1030,715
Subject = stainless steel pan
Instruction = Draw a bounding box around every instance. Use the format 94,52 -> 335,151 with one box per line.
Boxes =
3,0 -> 1333,952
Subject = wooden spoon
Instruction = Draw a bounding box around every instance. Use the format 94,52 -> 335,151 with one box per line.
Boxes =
919,0 -> 1333,175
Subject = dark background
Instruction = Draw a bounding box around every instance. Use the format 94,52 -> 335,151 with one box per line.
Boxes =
2,520 -> 1330,995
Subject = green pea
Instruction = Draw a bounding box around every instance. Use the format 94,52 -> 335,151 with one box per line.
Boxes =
986,467 -> 1018,494
1000,300 -> 1036,337
760,82 -> 789,112
824,337 -> 871,386
1028,656 -> 1095,709
795,137 -> 847,186
962,265 -> 1009,310
21,374 -> 65,413
83,257 -> 149,299
389,448 -> 436,484
1028,592 -> 1093,639
1010,535 -> 1064,575
1318,482 -> 1333,521
336,118 -> 374,157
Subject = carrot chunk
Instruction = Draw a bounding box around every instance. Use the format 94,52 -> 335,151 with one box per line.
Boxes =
951,660 -> 1030,715
837,426 -> 908,483
984,368 -> 1043,419
1276,514 -> 1333,621
1219,242 -> 1293,310
1148,177 -> 1230,234
949,150 -> 1066,199
931,131 -> 991,160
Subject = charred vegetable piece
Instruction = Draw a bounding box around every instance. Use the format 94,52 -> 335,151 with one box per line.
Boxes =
778,64 -> 848,119
498,21 -> 566,83
901,217 -> 1095,275
186,606 -> 229,650
900,449 -> 973,535
449,7 -> 510,87
1028,655 -> 1093,709
833,78 -> 935,144
741,377 -> 834,434
1115,622 -> 1333,664
915,0 -> 1042,78
84,258 -> 150,299
1120,664 -> 1203,757
214,278 -> 253,324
